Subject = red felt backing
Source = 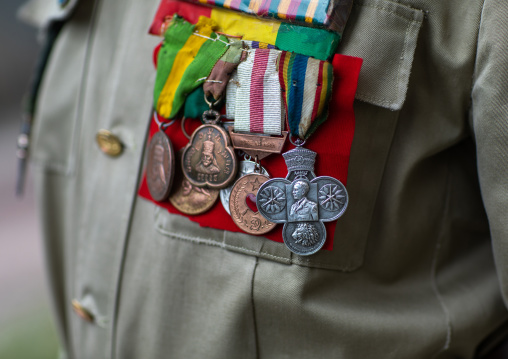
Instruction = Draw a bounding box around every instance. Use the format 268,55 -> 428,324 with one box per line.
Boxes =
139,0 -> 363,251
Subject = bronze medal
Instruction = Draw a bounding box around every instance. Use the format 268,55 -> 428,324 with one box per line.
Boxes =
147,130 -> 175,202
220,160 -> 269,215
229,173 -> 276,235
181,109 -> 238,189
169,149 -> 219,214
224,131 -> 286,226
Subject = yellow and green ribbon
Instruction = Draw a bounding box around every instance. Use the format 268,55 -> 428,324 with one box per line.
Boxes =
154,15 -> 229,118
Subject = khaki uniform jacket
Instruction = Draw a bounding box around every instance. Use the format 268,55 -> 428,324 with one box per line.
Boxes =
22,0 -> 508,357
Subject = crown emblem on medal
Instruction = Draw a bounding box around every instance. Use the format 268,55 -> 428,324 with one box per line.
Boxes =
282,147 -> 316,174
202,140 -> 215,155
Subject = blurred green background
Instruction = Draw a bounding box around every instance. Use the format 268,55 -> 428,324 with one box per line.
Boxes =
0,1 -> 60,358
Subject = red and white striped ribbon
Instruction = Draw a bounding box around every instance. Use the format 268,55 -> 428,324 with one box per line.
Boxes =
233,48 -> 282,135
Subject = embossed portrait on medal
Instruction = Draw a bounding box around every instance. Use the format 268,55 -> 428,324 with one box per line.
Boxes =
182,125 -> 238,189
195,140 -> 220,174
257,147 -> 349,256
288,180 -> 318,222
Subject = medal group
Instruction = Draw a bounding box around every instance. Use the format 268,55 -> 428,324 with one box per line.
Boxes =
146,0 -> 353,256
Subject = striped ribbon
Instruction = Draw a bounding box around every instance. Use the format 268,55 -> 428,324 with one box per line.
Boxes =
225,40 -> 278,120
243,40 -> 277,49
193,0 -> 349,33
149,2 -> 340,61
210,7 -> 339,60
279,51 -> 333,139
154,15 -> 229,118
234,49 -> 282,135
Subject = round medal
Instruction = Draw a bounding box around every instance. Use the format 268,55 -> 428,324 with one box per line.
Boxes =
169,150 -> 219,215
282,221 -> 327,256
147,130 -> 175,202
229,173 -> 276,235
220,160 -> 269,215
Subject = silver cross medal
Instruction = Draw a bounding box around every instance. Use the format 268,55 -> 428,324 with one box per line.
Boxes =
256,145 -> 348,256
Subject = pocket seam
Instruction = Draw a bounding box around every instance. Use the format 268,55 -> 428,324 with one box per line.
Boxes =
354,3 -> 422,22
354,3 -> 423,107
155,217 -> 369,270
355,16 -> 421,106
342,0 -> 424,110
155,224 -> 293,263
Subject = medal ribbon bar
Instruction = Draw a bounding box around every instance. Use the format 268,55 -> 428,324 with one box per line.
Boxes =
149,2 -> 341,60
183,0 -> 354,33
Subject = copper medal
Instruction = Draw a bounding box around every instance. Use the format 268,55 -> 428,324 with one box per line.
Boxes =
181,110 -> 238,189
147,130 -> 175,202
169,150 -> 219,214
229,173 -> 276,235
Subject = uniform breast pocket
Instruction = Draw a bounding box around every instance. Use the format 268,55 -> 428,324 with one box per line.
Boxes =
325,0 -> 425,271
155,0 -> 424,272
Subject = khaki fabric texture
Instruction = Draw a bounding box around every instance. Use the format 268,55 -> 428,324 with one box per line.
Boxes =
30,0 -> 508,358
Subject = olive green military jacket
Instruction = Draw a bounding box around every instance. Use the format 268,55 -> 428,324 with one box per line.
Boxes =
22,0 -> 508,357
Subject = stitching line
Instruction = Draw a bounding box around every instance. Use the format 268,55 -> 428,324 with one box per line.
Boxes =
355,18 -> 420,106
155,225 -> 290,262
353,2 -> 424,22
155,223 -> 363,270
397,15 -> 415,106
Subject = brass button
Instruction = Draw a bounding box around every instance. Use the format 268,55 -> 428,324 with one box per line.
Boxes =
71,299 -> 94,323
96,129 -> 123,157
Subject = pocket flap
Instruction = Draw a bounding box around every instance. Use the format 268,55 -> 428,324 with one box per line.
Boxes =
338,0 -> 424,110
